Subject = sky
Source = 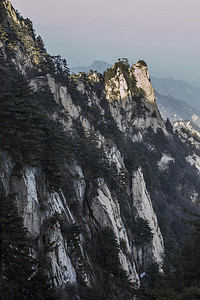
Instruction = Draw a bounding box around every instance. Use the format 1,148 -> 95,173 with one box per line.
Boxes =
11,0 -> 200,85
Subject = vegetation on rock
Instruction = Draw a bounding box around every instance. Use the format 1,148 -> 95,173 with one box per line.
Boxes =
1,2 -> 200,300
0,192 -> 57,299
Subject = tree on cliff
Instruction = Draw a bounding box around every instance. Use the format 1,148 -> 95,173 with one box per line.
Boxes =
0,192 -> 58,299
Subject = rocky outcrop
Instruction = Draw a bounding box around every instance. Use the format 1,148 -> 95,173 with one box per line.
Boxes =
105,63 -> 168,138
133,62 -> 155,103
186,154 -> 200,174
157,153 -> 175,171
132,168 -> 164,269
1,2 -> 200,299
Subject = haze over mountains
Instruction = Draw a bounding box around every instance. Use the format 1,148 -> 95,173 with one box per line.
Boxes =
70,61 -> 200,109
1,2 -> 200,299
70,60 -> 112,74
71,60 -> 200,126
153,78 -> 200,128
151,76 -> 200,111
156,92 -> 200,128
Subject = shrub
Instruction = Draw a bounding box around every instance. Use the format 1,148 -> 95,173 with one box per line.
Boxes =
137,60 -> 147,67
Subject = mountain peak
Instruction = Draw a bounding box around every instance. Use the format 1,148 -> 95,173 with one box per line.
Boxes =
2,2 -> 200,299
70,60 -> 112,74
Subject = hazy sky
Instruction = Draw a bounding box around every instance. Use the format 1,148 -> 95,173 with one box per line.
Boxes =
11,0 -> 200,84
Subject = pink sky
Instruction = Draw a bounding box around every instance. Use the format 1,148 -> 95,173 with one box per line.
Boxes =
10,0 -> 200,84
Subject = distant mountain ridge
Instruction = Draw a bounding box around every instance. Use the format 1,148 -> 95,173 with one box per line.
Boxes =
70,61 -> 200,126
156,92 -> 200,128
151,76 -> 200,110
70,60 -> 112,74
71,62 -> 200,111
1,2 -> 200,296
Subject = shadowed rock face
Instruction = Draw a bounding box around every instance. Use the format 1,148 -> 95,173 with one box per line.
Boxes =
1,2 -> 200,299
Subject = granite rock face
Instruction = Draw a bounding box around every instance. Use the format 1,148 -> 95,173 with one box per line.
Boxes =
1,2 -> 200,299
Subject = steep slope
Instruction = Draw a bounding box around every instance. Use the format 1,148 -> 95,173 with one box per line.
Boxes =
1,2 -> 200,300
174,120 -> 200,175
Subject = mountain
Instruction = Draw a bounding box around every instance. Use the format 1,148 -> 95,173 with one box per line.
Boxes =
1,2 -> 200,299
70,60 -> 112,74
156,92 -> 200,127
173,120 -> 200,173
151,76 -> 200,110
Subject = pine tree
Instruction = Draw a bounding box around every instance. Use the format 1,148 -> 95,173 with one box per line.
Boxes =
0,56 -> 71,190
0,192 -> 58,299
1,192 -> 36,299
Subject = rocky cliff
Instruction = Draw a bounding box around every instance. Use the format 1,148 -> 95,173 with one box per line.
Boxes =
1,2 -> 200,300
